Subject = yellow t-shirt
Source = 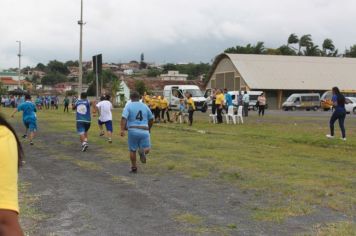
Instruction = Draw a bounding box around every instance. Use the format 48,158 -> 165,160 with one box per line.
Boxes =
160,98 -> 169,109
0,126 -> 19,213
187,98 -> 196,110
149,99 -> 157,109
215,94 -> 225,105
144,95 -> 151,105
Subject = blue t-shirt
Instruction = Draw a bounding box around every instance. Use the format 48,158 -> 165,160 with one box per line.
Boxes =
75,99 -> 91,123
225,93 -> 233,107
17,101 -> 37,121
122,102 -> 153,128
332,94 -> 346,112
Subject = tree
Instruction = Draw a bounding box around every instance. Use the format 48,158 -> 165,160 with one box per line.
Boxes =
322,38 -> 337,56
147,68 -> 162,77
304,44 -> 321,56
287,33 -> 299,48
277,45 -> 297,55
47,60 -> 70,75
65,60 -> 79,67
110,78 -> 123,105
345,45 -> 356,58
224,42 -> 266,54
298,34 -> 313,55
41,72 -> 67,85
134,80 -> 147,96
36,63 -> 46,71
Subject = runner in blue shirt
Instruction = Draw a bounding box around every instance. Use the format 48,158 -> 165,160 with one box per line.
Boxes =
11,94 -> 37,145
120,91 -> 154,173
73,92 -> 94,152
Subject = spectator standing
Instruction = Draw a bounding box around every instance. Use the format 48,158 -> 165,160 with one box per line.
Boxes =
242,91 -> 250,117
210,89 -> 217,115
326,87 -> 347,141
63,96 -> 70,113
257,92 -> 267,116
215,89 -> 225,124
224,89 -> 233,113
186,93 -> 196,126
160,96 -> 170,122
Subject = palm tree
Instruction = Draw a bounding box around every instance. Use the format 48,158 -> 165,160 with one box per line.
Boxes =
287,33 -> 299,48
298,34 -> 313,55
322,38 -> 336,56
304,44 -> 321,56
254,41 -> 266,54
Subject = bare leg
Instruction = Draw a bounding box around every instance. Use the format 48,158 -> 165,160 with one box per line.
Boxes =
130,151 -> 137,168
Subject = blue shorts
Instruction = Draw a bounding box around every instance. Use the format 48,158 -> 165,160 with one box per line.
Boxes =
128,128 -> 151,152
76,122 -> 91,135
23,118 -> 37,132
98,120 -> 113,132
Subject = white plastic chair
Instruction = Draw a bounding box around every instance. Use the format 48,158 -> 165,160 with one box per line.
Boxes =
179,112 -> 189,124
225,106 -> 236,124
209,113 -> 217,124
235,106 -> 244,124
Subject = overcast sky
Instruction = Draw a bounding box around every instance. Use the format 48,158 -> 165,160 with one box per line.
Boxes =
1,0 -> 356,68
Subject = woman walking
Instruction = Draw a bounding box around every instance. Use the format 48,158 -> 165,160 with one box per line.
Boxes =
326,87 -> 347,141
0,115 -> 24,235
257,92 -> 267,116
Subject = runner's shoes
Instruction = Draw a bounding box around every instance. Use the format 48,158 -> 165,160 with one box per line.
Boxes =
138,149 -> 146,164
99,131 -> 105,137
130,167 -> 138,173
22,134 -> 27,139
108,138 -> 112,144
30,141 -> 34,146
326,134 -> 334,139
82,142 -> 89,152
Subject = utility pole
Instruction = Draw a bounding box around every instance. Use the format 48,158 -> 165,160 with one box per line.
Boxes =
16,41 -> 22,89
78,0 -> 84,98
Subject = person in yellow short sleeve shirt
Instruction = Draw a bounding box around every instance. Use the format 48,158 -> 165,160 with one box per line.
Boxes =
0,115 -> 23,235
215,89 -> 225,124
160,96 -> 171,122
186,93 -> 196,126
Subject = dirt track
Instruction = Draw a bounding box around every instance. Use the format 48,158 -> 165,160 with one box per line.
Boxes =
15,120 -> 348,236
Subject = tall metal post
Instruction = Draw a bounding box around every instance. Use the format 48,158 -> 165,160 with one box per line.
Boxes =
16,41 -> 22,89
95,57 -> 99,100
78,0 -> 84,98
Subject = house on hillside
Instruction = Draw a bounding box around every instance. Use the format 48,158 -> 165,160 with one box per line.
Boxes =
206,53 -> 356,109
116,77 -> 205,103
0,70 -> 20,81
0,77 -> 32,91
160,71 -> 188,81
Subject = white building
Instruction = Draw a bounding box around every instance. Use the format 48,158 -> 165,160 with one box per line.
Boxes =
160,71 -> 188,81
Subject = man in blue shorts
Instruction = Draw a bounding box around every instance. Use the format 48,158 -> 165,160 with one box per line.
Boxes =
95,95 -> 113,143
11,94 -> 37,145
74,92 -> 93,152
121,91 -> 154,173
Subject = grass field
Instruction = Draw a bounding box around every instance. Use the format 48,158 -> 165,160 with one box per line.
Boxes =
2,107 -> 356,234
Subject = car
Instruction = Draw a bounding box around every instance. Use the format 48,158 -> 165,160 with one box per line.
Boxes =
345,97 -> 356,114
282,93 -> 320,111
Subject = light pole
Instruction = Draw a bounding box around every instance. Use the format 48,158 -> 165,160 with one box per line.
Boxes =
16,41 -> 22,89
78,0 -> 84,98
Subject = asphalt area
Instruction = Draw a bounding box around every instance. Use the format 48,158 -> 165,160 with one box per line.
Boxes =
12,110 -> 354,236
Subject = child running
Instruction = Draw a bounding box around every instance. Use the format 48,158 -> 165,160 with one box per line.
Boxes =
74,92 -> 93,152
96,95 -> 113,143
120,91 -> 154,173
11,94 -> 37,145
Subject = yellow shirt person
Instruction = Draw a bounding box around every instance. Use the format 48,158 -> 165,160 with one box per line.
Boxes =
149,97 -> 158,109
187,97 -> 196,111
160,97 -> 169,110
0,126 -> 19,214
215,93 -> 225,107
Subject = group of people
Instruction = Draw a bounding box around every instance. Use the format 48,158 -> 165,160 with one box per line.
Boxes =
33,95 -> 60,110
208,88 -> 268,124
1,95 -> 25,108
142,92 -> 196,126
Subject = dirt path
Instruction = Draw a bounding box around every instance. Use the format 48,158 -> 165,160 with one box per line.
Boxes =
15,121 -> 347,236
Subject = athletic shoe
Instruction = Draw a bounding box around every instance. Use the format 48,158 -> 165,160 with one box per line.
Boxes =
22,134 -> 27,139
108,138 -> 112,144
130,167 -> 137,173
30,141 -> 34,146
341,138 -> 347,141
82,142 -> 89,152
326,134 -> 334,139
99,131 -> 105,137
138,149 -> 146,164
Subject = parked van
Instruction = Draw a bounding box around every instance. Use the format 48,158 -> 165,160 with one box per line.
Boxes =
282,93 -> 320,111
163,85 -> 208,112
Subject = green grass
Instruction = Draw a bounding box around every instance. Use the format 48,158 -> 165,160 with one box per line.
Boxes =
3,107 -> 356,224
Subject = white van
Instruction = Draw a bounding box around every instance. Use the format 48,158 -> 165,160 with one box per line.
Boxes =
282,93 -> 320,111
163,85 -> 208,112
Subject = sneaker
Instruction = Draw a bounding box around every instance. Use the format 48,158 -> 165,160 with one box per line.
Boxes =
108,138 -> 112,144
99,131 -> 105,137
22,134 -> 27,139
81,142 -> 89,152
130,167 -> 137,173
326,134 -> 334,139
341,138 -> 347,141
30,141 -> 34,146
138,149 -> 146,164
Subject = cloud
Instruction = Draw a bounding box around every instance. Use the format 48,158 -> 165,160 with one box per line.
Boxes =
1,0 -> 356,68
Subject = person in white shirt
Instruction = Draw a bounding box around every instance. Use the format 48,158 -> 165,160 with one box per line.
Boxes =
95,95 -> 114,143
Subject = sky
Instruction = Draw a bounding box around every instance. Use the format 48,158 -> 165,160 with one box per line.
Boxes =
1,0 -> 356,68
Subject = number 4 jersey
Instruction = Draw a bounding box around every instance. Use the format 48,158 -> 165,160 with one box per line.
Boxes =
122,102 -> 153,128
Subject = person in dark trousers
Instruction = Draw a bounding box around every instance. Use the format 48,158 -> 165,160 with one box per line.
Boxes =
257,92 -> 267,116
215,89 -> 224,123
186,93 -> 196,126
63,96 -> 70,113
326,87 -> 347,141
210,89 -> 217,115
242,91 -> 250,117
